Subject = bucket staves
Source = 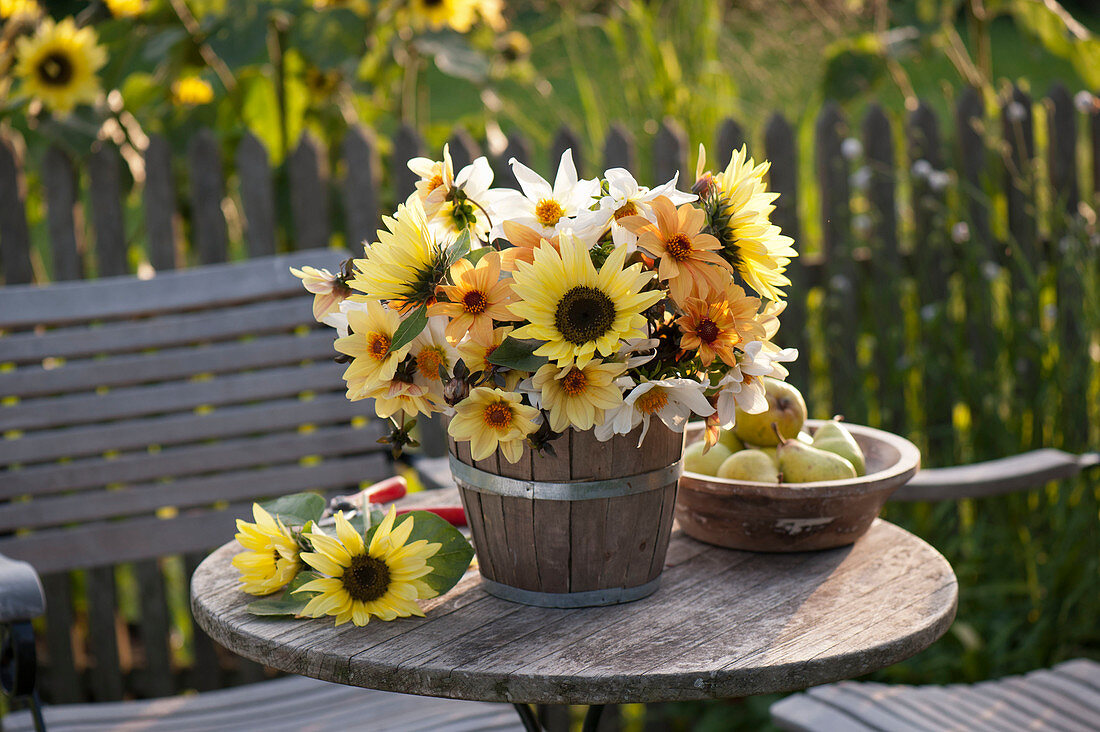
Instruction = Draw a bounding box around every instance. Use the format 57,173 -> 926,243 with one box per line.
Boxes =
449,422 -> 685,608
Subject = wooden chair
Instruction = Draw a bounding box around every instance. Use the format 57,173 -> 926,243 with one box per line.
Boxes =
0,252 -> 520,731
771,451 -> 1100,731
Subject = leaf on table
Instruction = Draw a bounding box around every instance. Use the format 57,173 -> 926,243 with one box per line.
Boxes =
246,571 -> 321,617
260,492 -> 326,527
366,511 -> 474,596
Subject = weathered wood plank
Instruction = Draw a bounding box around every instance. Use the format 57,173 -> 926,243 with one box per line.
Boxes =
236,131 -> 277,259
603,124 -> 635,173
0,454 -> 387,532
288,132 -> 330,252
341,125 -> 380,250
144,134 -> 179,271
861,105 -> 905,434
0,248 -> 346,329
1,424 -> 385,499
88,144 -> 129,277
893,449 -> 1097,501
134,559 -> 176,698
393,124 -> 422,201
552,126 -> 584,177
85,566 -> 124,701
763,112 -> 806,388
42,145 -> 84,281
188,129 -> 229,265
446,128 -> 480,171
653,118 -> 687,185
0,131 -> 34,284
40,572 -> 80,704
186,553 -> 225,693
814,103 -> 859,420
498,132 -> 532,190
716,118 -> 746,164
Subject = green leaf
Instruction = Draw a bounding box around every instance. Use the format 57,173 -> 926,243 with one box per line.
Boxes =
366,512 -> 474,596
389,304 -> 429,354
259,492 -> 326,526
464,246 -> 493,265
487,336 -> 548,372
246,571 -> 321,616
443,229 -> 472,270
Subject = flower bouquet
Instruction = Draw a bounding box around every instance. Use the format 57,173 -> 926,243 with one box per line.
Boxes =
294,143 -> 799,606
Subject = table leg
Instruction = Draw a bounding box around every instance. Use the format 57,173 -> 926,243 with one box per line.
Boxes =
581,704 -> 605,732
513,702 -> 541,732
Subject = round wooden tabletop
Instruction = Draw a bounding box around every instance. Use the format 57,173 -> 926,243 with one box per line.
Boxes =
191,487 -> 957,705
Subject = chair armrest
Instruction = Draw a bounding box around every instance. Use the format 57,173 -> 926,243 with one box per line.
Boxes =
891,449 -> 1099,502
0,552 -> 46,623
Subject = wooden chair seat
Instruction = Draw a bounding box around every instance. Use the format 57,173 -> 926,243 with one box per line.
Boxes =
771,658 -> 1100,731
2,674 -> 523,731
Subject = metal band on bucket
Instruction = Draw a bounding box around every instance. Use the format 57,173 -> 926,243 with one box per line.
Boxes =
448,454 -> 683,501
480,577 -> 662,608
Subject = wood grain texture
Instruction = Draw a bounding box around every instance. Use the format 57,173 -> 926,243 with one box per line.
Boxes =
0,131 -> 34,284
191,486 -> 957,705
42,145 -> 84,281
144,134 -> 179,271
236,132 -> 277,259
288,132 -> 330,252
188,129 -> 229,265
88,144 -> 128,277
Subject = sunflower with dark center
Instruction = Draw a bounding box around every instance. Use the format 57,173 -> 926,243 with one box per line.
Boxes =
14,18 -> 106,115
295,508 -> 440,627
508,232 -> 662,369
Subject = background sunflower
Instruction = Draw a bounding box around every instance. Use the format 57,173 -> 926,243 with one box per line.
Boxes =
14,17 -> 104,115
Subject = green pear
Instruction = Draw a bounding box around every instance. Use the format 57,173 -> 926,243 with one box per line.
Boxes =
733,378 -> 808,446
683,442 -> 733,476
812,419 -> 866,476
797,431 -> 814,445
775,427 -> 857,483
757,446 -> 778,465
717,429 -> 744,453
717,449 -> 780,483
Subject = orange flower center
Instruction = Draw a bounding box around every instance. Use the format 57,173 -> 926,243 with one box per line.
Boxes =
697,318 -> 720,344
535,199 -> 566,227
462,289 -> 489,315
613,202 -> 639,220
636,388 -> 668,415
417,347 -> 445,381
560,368 -> 588,396
427,174 -> 444,192
483,401 -> 513,429
665,233 -> 694,261
367,332 -> 391,360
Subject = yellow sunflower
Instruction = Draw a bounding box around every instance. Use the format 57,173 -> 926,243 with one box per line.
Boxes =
351,196 -> 450,314
408,0 -> 479,33
429,251 -> 515,344
232,504 -> 301,596
701,145 -> 798,302
531,359 -> 626,432
14,18 -> 106,115
294,508 -> 440,627
334,301 -> 411,398
0,0 -> 41,20
508,232 -> 662,369
105,0 -> 144,17
448,387 -> 540,463
171,76 -> 214,106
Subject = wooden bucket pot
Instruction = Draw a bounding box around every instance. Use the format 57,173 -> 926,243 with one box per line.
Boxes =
449,422 -> 685,608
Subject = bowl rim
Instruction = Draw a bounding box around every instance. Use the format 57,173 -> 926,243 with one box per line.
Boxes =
681,419 -> 922,499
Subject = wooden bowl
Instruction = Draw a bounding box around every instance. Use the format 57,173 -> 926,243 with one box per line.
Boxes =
676,420 -> 921,552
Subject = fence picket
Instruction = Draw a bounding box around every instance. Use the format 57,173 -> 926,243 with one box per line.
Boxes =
144,134 -> 178,271
862,105 -> 905,434
236,132 -> 277,258
43,146 -> 84,281
288,132 -> 331,252
603,124 -> 635,173
342,125 -> 380,250
815,102 -> 860,420
1001,87 -> 1040,447
654,118 -> 687,186
88,144 -> 129,277
393,124 -> 422,201
0,131 -> 33,284
716,118 -> 746,163
552,126 -> 583,176
498,132 -> 532,189
908,101 -> 954,460
188,129 -> 229,265
447,127 -> 480,171
763,112 -> 806,388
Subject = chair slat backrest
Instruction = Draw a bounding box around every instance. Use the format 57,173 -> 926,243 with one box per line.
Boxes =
0,249 -> 393,703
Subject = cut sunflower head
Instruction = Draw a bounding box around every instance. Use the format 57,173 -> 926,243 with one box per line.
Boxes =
14,17 -> 106,115
531,359 -> 627,432
448,386 -> 540,463
509,232 -> 662,369
334,300 -> 411,398
0,0 -> 41,20
428,251 -> 515,343
619,195 -> 733,306
295,508 -> 441,627
232,504 -> 301,596
351,196 -> 451,314
701,145 -> 798,302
